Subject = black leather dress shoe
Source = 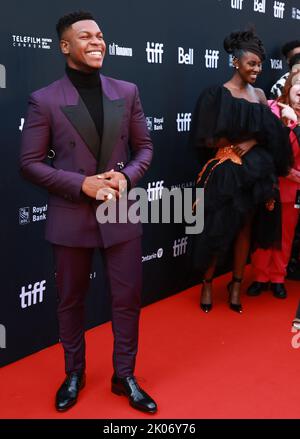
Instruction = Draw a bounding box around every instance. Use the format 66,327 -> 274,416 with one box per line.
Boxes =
55,371 -> 86,412
270,283 -> 287,299
246,281 -> 269,296
111,374 -> 157,414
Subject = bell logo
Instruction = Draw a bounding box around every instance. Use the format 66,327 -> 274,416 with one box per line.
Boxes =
0,324 -> 6,349
0,64 -> 6,88
178,47 -> 194,65
254,0 -> 266,13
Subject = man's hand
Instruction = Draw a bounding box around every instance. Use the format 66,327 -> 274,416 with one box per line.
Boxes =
98,170 -> 127,193
81,170 -> 127,200
232,139 -> 257,157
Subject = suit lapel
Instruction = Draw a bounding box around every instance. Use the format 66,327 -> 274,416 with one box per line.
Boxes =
60,75 -> 100,160
60,74 -> 125,170
98,75 -> 125,173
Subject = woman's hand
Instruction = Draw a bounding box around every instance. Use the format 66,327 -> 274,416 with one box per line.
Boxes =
232,139 -> 257,157
287,168 -> 300,183
278,102 -> 298,123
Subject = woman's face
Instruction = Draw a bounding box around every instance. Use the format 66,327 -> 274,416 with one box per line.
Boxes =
289,74 -> 300,114
235,51 -> 262,84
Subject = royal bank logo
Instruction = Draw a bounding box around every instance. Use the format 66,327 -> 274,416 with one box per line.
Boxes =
146,42 -> 164,63
19,207 -> 30,225
270,59 -> 283,69
273,1 -> 285,18
12,34 -> 52,49
142,248 -> 164,263
147,181 -> 164,201
176,113 -> 192,132
254,0 -> 266,12
173,237 -> 188,257
146,116 -> 164,132
0,64 -> 6,88
292,7 -> 300,19
205,49 -> 219,69
108,42 -> 133,57
231,0 -> 244,10
19,205 -> 47,225
0,324 -> 6,349
20,280 -> 46,308
178,47 -> 194,65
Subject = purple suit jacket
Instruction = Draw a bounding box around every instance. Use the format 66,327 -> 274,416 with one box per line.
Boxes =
20,74 -> 153,248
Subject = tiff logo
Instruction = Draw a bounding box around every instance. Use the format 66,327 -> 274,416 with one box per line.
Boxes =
147,181 -> 164,201
146,42 -> 164,63
254,0 -> 266,12
0,64 -> 6,88
292,7 -> 300,19
177,113 -> 192,132
231,0 -> 244,9
178,47 -> 194,65
173,237 -> 188,257
0,324 -> 6,348
270,59 -> 283,69
273,1 -> 285,18
205,49 -> 219,69
20,280 -> 46,308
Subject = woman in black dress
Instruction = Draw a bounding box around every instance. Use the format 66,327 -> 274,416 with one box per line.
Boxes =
190,30 -> 292,313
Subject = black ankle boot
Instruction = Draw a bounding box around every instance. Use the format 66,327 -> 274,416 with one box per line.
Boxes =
200,278 -> 213,313
55,371 -> 86,412
111,374 -> 157,414
227,276 -> 243,313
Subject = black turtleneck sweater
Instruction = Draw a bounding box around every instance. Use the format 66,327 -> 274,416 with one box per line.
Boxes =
66,64 -> 103,149
65,65 -> 131,189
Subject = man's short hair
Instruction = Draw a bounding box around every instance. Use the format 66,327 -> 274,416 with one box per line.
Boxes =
281,40 -> 300,58
56,11 -> 95,39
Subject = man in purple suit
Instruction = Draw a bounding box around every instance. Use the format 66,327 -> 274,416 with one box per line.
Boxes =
20,11 -> 157,414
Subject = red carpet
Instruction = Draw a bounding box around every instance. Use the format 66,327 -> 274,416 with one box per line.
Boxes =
1,266 -> 300,419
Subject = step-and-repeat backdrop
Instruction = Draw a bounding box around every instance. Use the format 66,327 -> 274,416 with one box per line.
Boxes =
1,0 -> 299,366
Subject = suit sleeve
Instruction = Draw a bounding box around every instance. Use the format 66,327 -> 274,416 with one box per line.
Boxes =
20,93 -> 85,202
121,85 -> 153,187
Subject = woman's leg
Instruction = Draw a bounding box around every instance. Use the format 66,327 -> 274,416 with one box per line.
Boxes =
200,255 -> 218,305
231,215 -> 253,305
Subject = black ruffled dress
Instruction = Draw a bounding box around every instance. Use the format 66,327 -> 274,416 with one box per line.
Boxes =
190,85 -> 292,272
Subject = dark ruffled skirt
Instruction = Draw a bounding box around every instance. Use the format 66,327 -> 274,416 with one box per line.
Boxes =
191,145 -> 282,272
